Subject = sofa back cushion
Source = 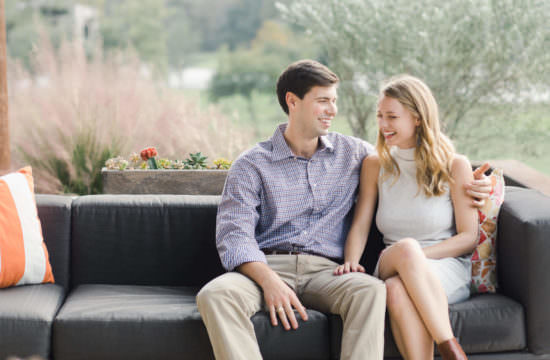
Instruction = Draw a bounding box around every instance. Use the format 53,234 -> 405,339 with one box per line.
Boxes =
70,195 -> 224,288
36,194 -> 72,290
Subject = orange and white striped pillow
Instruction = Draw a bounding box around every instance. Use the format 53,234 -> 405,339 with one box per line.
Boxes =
0,167 -> 54,288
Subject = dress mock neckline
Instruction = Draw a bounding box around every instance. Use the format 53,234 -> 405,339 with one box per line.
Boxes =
392,146 -> 416,161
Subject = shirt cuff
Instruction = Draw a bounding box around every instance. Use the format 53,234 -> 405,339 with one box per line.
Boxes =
221,247 -> 267,272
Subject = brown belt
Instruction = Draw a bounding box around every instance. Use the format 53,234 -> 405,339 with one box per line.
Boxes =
261,248 -> 342,263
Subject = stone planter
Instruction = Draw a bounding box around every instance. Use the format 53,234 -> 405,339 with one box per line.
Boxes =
102,169 -> 228,195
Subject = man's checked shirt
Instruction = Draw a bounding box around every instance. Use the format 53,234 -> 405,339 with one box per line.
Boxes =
216,123 -> 374,271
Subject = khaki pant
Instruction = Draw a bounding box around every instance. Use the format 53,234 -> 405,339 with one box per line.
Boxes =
197,254 -> 386,360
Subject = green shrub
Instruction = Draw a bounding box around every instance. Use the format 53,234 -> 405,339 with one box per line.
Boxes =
21,131 -> 120,195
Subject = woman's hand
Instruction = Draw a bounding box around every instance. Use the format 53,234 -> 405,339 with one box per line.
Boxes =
467,162 -> 492,207
334,262 -> 366,275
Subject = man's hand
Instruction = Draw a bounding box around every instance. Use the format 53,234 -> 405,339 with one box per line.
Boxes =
333,262 -> 365,275
466,162 -> 492,207
262,273 -> 308,330
238,261 -> 308,331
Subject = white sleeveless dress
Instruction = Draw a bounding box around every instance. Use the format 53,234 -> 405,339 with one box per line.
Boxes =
374,147 -> 471,304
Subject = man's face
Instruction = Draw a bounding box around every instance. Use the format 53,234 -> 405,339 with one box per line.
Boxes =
293,85 -> 338,138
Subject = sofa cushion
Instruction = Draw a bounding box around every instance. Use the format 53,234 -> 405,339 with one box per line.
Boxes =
36,194 -> 72,290
446,293 -> 526,354
252,310 -> 331,360
70,195 -> 224,288
53,285 -> 214,360
0,283 -> 65,359
330,293 -> 526,359
53,284 -> 331,360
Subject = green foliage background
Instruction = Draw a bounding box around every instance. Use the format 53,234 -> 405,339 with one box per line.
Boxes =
279,0 -> 550,172
6,0 -> 550,184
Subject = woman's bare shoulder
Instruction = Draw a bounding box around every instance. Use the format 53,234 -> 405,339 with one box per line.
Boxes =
363,153 -> 380,167
361,153 -> 381,181
451,154 -> 473,180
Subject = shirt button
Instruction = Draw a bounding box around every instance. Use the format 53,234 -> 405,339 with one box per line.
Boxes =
303,231 -> 308,235
313,183 -> 317,187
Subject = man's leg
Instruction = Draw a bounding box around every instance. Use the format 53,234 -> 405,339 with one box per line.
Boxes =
298,255 -> 386,360
196,272 -> 264,360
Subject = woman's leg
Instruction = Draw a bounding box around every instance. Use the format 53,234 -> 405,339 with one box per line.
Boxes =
386,276 -> 434,360
378,238 -> 454,344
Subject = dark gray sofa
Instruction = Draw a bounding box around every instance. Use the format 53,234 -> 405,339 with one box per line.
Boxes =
1,187 -> 549,360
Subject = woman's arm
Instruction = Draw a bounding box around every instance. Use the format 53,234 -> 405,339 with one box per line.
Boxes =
423,155 -> 479,259
334,154 -> 380,274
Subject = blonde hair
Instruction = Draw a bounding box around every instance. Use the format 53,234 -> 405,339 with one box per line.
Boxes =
376,75 -> 455,197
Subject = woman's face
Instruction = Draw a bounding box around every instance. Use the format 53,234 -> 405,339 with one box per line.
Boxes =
377,96 -> 419,149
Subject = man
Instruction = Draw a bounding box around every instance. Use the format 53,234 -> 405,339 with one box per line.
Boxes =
197,60 -> 491,360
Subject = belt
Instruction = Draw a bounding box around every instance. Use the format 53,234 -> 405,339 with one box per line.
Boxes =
261,248 -> 342,264
262,248 -> 304,256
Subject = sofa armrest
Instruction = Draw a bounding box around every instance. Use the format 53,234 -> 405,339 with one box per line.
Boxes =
498,187 -> 550,355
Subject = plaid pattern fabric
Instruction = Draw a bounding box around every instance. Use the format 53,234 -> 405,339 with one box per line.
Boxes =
217,123 -> 374,271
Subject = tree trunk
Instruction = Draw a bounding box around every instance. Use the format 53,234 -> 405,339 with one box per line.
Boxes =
0,0 -> 9,171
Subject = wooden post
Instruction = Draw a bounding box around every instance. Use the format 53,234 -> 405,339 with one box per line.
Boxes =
0,0 -> 9,171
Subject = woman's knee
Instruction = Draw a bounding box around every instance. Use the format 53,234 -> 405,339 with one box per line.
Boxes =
394,238 -> 425,269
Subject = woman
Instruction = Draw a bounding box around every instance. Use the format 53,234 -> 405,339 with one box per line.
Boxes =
334,75 -> 478,360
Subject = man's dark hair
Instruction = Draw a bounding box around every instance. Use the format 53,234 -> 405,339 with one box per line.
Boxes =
276,60 -> 339,115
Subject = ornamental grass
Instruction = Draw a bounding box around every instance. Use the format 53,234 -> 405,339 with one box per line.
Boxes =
8,29 -> 252,194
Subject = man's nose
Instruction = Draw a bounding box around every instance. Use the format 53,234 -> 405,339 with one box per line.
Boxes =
327,102 -> 337,115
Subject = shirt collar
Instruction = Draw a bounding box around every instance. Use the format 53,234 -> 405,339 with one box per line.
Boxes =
271,123 -> 334,161
319,134 -> 334,153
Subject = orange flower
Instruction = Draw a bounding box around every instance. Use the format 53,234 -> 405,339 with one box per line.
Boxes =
140,147 -> 158,161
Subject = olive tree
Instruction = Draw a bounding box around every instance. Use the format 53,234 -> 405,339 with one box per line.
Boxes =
278,0 -> 550,151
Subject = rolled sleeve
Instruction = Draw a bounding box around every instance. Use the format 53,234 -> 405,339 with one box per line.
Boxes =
216,158 -> 266,271
360,139 -> 375,159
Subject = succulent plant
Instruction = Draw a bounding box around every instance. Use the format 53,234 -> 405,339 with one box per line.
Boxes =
105,150 -> 230,171
157,158 -> 173,169
213,158 -> 232,170
128,152 -> 142,168
172,160 -> 186,170
140,147 -> 158,169
105,156 -> 128,170
184,152 -> 208,169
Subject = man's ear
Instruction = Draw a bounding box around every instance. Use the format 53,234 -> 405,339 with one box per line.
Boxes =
286,92 -> 299,111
